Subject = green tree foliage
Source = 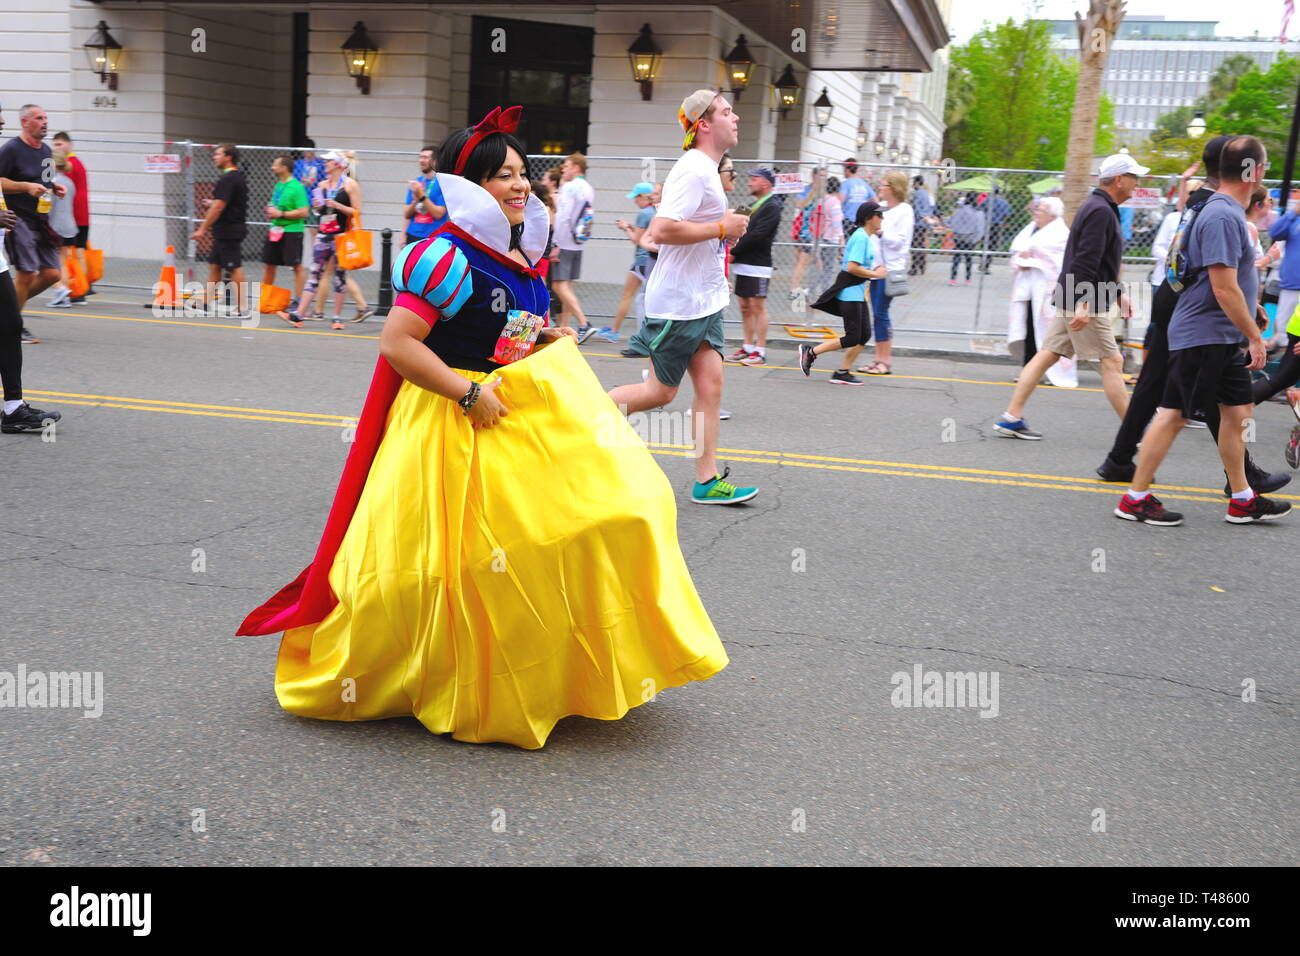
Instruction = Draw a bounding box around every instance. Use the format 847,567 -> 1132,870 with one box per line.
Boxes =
1146,54 -> 1298,172
1150,105 -> 1195,146
1210,54 -> 1300,160
1150,53 -> 1260,149
944,17 -> 1115,168
1208,53 -> 1259,105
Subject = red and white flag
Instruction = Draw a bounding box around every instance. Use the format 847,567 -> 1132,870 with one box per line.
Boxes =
1285,0 -> 1295,44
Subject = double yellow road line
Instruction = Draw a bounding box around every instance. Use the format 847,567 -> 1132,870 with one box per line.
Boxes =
26,388 -> 1284,505
26,307 -> 1107,392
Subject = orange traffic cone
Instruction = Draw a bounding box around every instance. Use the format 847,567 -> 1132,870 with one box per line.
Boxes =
153,245 -> 178,307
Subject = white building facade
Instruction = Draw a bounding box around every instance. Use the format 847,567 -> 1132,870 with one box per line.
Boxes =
1045,16 -> 1298,142
2,0 -> 948,279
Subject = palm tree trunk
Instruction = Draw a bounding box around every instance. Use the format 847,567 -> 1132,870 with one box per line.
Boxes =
1063,1 -> 1126,225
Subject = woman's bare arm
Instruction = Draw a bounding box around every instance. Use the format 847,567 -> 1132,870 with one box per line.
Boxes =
379,307 -> 472,401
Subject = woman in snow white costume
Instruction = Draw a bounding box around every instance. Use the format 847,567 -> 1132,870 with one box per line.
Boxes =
238,107 -> 728,749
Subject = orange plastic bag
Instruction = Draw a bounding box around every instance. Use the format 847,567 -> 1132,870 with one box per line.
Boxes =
82,245 -> 104,283
259,284 -> 292,313
335,215 -> 373,271
63,247 -> 89,297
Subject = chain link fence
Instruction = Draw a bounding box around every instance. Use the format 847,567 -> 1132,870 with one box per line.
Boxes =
69,137 -> 1282,354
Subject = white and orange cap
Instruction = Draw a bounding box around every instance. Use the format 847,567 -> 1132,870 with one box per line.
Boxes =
679,89 -> 720,150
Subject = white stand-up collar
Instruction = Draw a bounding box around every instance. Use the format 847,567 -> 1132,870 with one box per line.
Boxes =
434,173 -> 549,263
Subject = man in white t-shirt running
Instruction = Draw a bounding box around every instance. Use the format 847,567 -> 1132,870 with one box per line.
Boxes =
607,91 -> 757,505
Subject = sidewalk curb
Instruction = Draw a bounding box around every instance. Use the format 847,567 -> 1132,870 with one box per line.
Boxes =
721,332 -> 1020,366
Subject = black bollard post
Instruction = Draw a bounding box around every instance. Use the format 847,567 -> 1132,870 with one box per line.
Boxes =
376,228 -> 394,316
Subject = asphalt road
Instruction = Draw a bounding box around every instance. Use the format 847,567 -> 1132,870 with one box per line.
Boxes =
2,301 -> 1296,866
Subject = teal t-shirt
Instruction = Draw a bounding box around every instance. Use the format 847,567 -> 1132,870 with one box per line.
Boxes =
633,204 -> 655,268
837,227 -> 874,302
271,177 -> 310,233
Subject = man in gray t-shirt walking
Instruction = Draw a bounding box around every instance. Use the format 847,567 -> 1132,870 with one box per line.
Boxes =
1114,135 -> 1291,527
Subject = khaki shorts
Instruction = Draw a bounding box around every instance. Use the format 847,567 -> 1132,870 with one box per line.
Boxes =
1042,305 -> 1122,361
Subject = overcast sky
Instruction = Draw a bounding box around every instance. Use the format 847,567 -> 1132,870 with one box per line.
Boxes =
948,1 -> 1289,43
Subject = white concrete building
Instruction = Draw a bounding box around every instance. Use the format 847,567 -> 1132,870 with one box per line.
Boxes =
2,0 -> 949,285
1045,15 -> 1299,143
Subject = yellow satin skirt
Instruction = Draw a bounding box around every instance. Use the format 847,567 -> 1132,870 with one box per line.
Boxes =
275,337 -> 728,749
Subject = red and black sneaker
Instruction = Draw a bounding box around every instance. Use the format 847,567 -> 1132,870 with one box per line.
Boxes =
1225,494 -> 1293,524
1114,494 -> 1183,526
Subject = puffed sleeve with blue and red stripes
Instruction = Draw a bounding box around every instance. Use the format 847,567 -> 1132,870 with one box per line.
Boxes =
391,235 -> 474,321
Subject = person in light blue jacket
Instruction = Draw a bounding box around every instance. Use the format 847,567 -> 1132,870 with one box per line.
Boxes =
1267,194 -> 1300,347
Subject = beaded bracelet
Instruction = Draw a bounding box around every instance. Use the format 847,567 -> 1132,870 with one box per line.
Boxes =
457,381 -> 481,415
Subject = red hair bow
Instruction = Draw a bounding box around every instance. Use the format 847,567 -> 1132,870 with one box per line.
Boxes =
453,105 -> 523,175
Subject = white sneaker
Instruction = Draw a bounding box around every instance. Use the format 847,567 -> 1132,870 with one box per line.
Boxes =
48,288 -> 72,308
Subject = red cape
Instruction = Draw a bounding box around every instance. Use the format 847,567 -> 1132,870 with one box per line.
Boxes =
236,297 -> 435,636
238,223 -> 545,637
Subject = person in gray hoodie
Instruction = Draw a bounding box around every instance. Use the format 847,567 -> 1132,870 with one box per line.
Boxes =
946,192 -> 985,284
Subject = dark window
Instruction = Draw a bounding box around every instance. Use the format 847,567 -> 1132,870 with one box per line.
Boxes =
470,16 -> 593,155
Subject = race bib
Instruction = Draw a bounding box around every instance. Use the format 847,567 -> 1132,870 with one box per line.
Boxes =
318,214 -> 340,235
493,309 -> 545,365
268,226 -> 284,242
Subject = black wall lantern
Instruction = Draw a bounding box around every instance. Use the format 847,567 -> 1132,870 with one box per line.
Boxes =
83,20 -> 123,91
627,24 -> 661,101
342,21 -> 379,95
724,35 -> 754,100
812,88 -> 834,131
770,64 -> 801,116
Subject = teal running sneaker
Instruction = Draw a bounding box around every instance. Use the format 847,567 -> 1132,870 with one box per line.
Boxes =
691,466 -> 758,505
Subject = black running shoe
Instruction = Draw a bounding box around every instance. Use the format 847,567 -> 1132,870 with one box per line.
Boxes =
2,403 -> 61,433
1096,455 -> 1135,483
1225,463 -> 1293,497
20,327 -> 39,344
1287,425 -> 1300,470
1226,494 -> 1292,523
576,326 -> 598,345
798,343 -> 816,377
1114,494 -> 1183,526
830,369 -> 864,385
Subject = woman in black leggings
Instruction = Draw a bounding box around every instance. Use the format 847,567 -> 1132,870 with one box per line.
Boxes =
0,227 -> 62,433
1251,333 -> 1300,406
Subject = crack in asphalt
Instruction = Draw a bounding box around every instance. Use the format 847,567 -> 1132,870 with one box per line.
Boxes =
39,555 -> 264,591
0,506 -> 322,567
685,464 -> 786,563
723,627 -> 1295,707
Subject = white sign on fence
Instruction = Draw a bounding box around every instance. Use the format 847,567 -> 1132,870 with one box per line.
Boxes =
144,154 -> 182,173
773,173 -> 806,195
1122,186 -> 1163,208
